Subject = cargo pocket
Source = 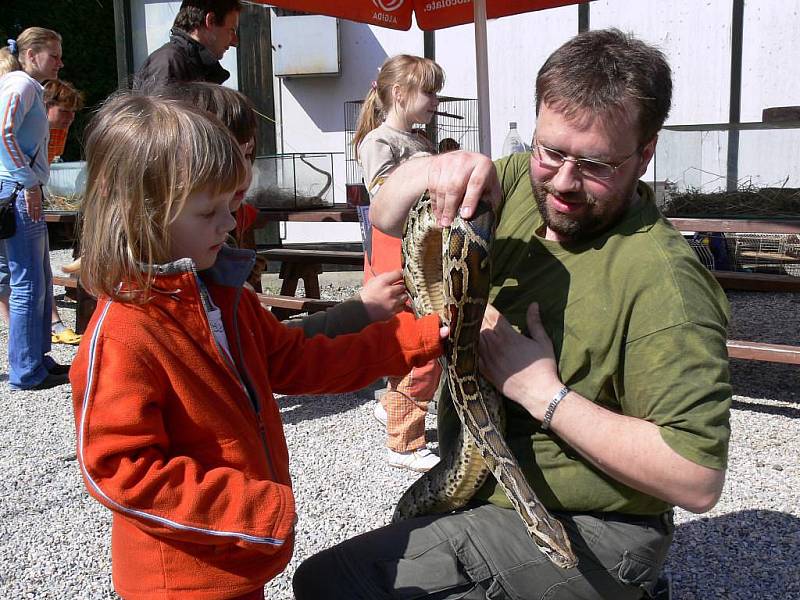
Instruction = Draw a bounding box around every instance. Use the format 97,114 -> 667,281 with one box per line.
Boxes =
376,527 -> 496,600
615,549 -> 659,587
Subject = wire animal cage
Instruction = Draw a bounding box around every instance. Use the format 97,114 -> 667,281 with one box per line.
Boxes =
343,96 -> 479,205
248,152 -> 338,210
725,233 -> 800,276
685,236 -> 716,271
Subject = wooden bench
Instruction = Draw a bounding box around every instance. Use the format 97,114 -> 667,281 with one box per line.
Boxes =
52,274 -> 78,289
258,248 -> 364,297
666,218 -> 800,365
257,248 -> 363,319
256,293 -> 336,316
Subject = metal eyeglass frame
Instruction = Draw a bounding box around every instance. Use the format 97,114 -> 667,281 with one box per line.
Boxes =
531,137 -> 641,180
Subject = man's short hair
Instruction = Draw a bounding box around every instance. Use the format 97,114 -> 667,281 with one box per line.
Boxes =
536,28 -> 672,144
173,0 -> 242,33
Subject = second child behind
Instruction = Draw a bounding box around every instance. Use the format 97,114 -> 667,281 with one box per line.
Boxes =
353,54 -> 445,472
70,93 -> 444,599
156,81 -> 408,334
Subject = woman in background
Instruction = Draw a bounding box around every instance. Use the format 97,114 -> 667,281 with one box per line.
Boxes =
0,27 -> 70,389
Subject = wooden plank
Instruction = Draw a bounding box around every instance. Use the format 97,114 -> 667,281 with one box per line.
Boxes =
738,251 -> 798,263
259,248 -> 363,265
668,217 -> 800,234
711,270 -> 800,292
254,206 -> 359,226
257,294 -> 336,312
727,340 -> 800,365
44,211 -> 78,223
52,275 -> 78,289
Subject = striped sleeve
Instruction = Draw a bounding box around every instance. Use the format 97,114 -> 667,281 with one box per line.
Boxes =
0,82 -> 40,188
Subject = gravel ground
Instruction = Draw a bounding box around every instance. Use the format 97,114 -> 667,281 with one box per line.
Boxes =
0,248 -> 798,599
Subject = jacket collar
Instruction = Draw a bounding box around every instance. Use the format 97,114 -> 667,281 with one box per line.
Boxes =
169,28 -> 230,82
148,245 -> 256,289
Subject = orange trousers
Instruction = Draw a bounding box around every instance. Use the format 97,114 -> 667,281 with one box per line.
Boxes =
366,227 -> 442,452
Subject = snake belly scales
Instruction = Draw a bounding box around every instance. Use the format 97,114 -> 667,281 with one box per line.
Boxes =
392,193 -> 577,570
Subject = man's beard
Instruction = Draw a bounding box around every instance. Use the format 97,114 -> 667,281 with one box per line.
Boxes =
531,178 -> 639,243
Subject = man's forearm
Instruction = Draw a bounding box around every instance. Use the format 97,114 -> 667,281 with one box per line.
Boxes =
544,391 -> 726,513
370,155 -> 433,237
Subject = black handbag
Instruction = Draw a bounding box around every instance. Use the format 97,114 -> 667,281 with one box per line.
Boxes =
0,148 -> 40,239
0,183 -> 21,240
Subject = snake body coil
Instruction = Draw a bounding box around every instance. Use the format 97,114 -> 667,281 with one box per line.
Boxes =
393,194 -> 577,570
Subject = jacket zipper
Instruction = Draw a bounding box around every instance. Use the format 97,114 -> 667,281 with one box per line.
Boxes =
192,271 -> 277,482
230,285 -> 279,482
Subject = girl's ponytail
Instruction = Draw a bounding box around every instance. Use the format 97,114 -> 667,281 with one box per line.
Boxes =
353,86 -> 383,158
0,43 -> 22,78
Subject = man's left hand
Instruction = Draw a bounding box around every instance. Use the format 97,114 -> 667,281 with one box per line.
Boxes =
478,303 -> 564,419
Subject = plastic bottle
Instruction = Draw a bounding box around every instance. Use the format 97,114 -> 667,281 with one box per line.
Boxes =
501,121 -> 527,156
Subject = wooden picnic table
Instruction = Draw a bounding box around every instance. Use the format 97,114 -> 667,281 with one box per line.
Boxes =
248,206 -> 361,318
253,205 -> 359,226
44,207 -> 800,363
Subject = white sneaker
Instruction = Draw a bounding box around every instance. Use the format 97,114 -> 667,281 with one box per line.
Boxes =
386,447 -> 440,472
373,401 -> 388,428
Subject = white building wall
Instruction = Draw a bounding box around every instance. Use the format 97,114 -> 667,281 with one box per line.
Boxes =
273,16 -> 425,243
126,1 -> 800,242
741,2 -> 800,122
436,4 -> 580,156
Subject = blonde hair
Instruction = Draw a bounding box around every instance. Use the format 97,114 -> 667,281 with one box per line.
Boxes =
80,93 -> 247,303
352,54 -> 444,156
0,27 -> 62,77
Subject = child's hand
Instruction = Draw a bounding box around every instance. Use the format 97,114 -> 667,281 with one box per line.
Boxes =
360,270 -> 408,322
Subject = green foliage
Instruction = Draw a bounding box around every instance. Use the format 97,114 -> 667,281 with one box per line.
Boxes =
0,0 -> 118,162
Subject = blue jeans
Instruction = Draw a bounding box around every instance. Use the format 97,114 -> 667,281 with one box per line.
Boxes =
1,180 -> 53,388
0,238 -> 9,300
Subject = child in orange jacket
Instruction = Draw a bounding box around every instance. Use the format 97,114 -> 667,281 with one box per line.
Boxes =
70,93 -> 444,600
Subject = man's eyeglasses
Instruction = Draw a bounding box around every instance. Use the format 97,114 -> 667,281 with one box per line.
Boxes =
532,138 -> 640,180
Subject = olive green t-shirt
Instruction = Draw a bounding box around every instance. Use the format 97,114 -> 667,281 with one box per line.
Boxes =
439,152 -> 732,515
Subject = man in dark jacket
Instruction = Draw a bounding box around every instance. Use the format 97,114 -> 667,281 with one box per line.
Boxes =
133,0 -> 241,92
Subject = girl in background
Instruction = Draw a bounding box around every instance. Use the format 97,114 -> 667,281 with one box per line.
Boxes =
353,54 -> 444,472
44,78 -> 84,164
70,92 -> 444,599
44,78 -> 85,345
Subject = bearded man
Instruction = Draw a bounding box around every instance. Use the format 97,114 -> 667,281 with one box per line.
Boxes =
294,28 -> 731,600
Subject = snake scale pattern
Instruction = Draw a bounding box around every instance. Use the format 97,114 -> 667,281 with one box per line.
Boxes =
392,193 -> 578,570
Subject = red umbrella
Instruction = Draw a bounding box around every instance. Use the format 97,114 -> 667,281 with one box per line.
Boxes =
255,0 -> 589,154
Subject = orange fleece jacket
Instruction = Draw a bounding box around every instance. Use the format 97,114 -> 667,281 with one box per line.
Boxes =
70,264 -> 441,599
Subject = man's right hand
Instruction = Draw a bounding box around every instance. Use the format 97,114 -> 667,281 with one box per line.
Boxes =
426,151 -> 501,227
371,151 -> 501,236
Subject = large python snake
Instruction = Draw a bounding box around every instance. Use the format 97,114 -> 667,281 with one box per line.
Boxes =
392,193 -> 578,570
